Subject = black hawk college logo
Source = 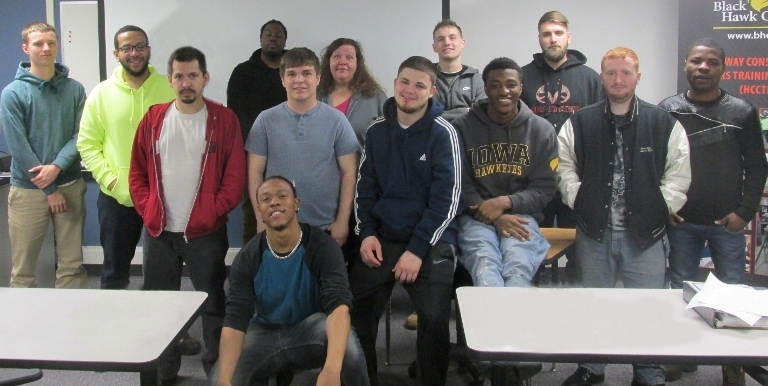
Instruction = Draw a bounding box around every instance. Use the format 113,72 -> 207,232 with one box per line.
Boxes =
535,83 -> 571,105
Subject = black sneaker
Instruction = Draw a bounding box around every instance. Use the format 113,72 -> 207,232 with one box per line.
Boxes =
507,362 -> 543,384
722,365 -> 745,386
663,364 -> 697,381
630,380 -> 664,386
562,367 -> 605,386
178,332 -> 202,356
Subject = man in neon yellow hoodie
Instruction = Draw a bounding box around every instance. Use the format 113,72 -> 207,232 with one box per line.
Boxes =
78,25 -> 174,291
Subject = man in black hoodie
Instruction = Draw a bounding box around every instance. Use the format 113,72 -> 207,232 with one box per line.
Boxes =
521,11 -> 603,284
227,19 -> 288,244
351,56 -> 462,386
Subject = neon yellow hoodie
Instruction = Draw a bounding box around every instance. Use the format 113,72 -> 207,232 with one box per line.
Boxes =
77,64 -> 175,206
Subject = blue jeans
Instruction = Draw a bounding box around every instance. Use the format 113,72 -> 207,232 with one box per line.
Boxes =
209,312 -> 369,385
97,192 -> 143,289
458,214 -> 549,287
575,228 -> 666,385
142,226 -> 228,377
667,222 -> 746,289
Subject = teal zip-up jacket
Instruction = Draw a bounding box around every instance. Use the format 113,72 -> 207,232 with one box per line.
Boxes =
1,62 -> 85,195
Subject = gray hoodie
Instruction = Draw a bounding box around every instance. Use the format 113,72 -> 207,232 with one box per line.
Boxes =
434,64 -> 486,122
453,99 -> 558,222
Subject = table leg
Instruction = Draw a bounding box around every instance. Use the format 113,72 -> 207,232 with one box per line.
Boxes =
139,369 -> 158,386
744,366 -> 768,385
490,364 -> 506,386
551,259 -> 559,285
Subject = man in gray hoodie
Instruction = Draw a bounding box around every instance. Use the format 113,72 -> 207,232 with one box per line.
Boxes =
453,57 -> 558,288
432,19 -> 486,122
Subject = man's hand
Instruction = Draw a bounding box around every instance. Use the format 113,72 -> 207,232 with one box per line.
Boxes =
393,251 -> 422,283
107,179 -> 117,191
47,191 -> 67,214
471,196 -> 511,224
669,213 -> 684,226
715,212 -> 748,233
492,214 -> 530,241
326,219 -> 349,246
316,367 -> 342,386
360,236 -> 383,268
29,164 -> 61,190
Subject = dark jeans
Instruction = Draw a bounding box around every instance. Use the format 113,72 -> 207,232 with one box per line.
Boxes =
667,222 -> 746,289
97,192 -> 143,289
349,239 -> 454,386
540,194 -> 579,283
208,313 -> 369,386
142,226 -> 228,377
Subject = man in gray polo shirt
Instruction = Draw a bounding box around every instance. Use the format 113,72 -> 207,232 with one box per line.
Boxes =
246,47 -> 358,247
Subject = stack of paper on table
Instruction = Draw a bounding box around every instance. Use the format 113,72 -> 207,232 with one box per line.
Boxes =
683,273 -> 768,328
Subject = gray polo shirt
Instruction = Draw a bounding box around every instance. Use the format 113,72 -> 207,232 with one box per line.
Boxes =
246,102 -> 358,229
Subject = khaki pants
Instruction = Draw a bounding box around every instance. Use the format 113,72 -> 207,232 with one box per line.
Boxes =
8,178 -> 87,288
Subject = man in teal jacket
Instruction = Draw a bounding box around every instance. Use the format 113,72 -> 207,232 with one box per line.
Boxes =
1,22 -> 87,289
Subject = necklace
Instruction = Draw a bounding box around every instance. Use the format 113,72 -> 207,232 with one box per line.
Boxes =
267,230 -> 303,260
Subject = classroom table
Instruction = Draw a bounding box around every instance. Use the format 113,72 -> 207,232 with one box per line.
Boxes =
0,288 -> 206,386
457,287 -> 768,383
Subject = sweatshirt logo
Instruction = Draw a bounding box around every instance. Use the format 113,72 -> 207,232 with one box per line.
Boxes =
462,86 -> 471,91
419,154 -> 427,161
535,83 -> 571,105
467,143 -> 530,178
639,146 -> 654,153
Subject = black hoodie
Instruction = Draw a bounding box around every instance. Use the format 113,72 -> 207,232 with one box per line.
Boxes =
355,97 -> 462,258
521,49 -> 603,133
227,49 -> 288,140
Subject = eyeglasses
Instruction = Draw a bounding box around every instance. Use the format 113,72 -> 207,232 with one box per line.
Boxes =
117,43 -> 149,53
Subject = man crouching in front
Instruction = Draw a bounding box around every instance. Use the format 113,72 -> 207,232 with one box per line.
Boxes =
211,176 -> 369,386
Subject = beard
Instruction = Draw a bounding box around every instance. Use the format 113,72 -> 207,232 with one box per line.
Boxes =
179,91 -> 198,105
178,89 -> 197,105
120,58 -> 149,78
543,46 -> 567,63
396,99 -> 428,115
263,49 -> 283,62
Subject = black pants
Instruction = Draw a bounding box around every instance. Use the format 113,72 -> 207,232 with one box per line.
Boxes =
142,226 -> 228,377
349,239 -> 454,386
97,192 -> 144,289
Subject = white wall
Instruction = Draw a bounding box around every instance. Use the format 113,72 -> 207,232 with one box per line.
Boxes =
103,0 -> 444,104
452,0 -> 680,105
103,1 -> 681,105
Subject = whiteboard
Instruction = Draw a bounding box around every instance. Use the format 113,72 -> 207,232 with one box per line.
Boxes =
452,0 -> 679,105
60,1 -> 100,95
103,0 -> 443,104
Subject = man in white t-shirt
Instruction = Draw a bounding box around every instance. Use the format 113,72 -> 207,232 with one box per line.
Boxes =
129,46 -> 246,382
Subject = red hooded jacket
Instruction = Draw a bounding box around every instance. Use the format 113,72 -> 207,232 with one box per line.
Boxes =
129,99 -> 245,239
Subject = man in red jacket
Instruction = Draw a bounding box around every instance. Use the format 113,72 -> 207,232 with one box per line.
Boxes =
129,46 -> 245,383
